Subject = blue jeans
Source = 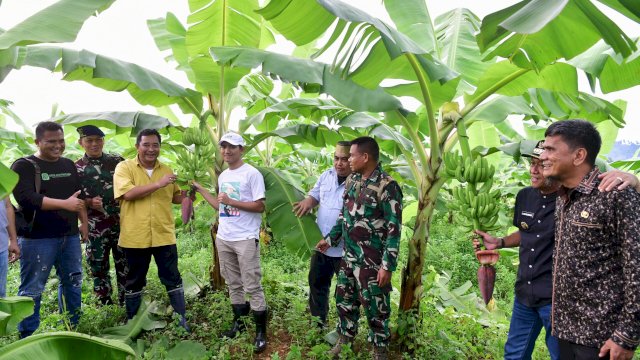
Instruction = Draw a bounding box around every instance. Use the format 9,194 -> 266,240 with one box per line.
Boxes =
504,297 -> 559,360
0,249 -> 7,297
17,236 -> 83,337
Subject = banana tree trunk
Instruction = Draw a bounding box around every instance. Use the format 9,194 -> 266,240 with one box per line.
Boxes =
209,221 -> 226,291
399,178 -> 443,311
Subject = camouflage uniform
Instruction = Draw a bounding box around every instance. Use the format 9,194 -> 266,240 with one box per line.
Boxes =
75,153 -> 128,305
325,165 -> 402,347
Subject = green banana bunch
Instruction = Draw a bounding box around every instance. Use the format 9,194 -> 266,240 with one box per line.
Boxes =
443,152 -> 462,178
446,152 -> 503,233
176,127 -> 215,186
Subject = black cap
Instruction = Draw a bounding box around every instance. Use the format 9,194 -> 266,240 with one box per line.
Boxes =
77,125 -> 105,138
522,140 -> 544,159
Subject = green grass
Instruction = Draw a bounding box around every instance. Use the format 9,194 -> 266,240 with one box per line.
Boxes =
0,209 -> 553,359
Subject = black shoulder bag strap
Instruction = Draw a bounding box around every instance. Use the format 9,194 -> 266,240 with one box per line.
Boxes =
19,157 -> 41,229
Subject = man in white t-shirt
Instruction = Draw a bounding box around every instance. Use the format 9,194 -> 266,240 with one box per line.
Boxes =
193,132 -> 268,353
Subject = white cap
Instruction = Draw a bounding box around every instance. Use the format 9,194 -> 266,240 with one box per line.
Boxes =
219,132 -> 245,146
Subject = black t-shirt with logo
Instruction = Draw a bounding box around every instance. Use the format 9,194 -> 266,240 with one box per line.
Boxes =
513,186 -> 557,307
11,155 -> 82,238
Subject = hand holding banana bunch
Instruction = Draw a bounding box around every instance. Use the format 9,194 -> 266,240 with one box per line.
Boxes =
443,150 -> 502,306
176,127 -> 215,225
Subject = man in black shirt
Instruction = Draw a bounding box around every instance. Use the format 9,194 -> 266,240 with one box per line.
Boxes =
11,121 -> 88,338
475,140 -> 638,360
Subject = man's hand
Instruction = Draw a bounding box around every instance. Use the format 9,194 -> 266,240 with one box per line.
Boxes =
157,174 -> 177,188
192,181 -> 205,193
86,196 -> 104,212
80,222 -> 89,243
598,170 -> 639,192
63,190 -> 84,212
599,339 -> 634,360
473,230 -> 499,251
8,241 -> 19,263
315,239 -> 330,253
377,268 -> 392,288
292,197 -> 315,217
218,192 -> 232,205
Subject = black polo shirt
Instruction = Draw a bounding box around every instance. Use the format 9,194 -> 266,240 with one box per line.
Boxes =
513,186 -> 556,308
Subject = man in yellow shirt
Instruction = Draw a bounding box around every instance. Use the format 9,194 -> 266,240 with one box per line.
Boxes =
114,128 -> 189,331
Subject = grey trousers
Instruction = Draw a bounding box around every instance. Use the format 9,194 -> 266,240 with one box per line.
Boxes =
216,237 -> 267,311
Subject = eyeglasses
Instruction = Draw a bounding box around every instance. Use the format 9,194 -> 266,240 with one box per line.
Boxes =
528,159 -> 543,168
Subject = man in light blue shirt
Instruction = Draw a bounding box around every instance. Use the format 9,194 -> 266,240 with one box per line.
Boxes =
293,141 -> 351,327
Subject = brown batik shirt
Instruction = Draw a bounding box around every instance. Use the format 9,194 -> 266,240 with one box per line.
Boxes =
552,168 -> 640,350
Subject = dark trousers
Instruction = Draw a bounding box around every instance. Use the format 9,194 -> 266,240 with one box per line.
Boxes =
558,339 -> 609,360
122,245 -> 183,294
308,251 -> 341,325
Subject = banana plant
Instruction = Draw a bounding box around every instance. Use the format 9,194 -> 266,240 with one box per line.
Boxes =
209,0 -> 640,317
0,331 -> 136,360
257,167 -> 322,258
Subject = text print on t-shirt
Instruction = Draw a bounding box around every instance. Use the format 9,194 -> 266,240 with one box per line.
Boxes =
220,181 -> 241,217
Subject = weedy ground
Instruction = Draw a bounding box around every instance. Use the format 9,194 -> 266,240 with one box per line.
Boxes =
0,208 -> 551,359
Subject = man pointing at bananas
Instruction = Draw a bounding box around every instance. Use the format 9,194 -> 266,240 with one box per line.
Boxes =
474,140 -> 638,360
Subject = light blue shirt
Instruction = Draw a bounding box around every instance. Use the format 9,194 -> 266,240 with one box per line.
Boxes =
309,168 -> 345,258
0,199 -> 8,253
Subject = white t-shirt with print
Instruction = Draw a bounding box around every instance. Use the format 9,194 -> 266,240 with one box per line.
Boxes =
217,163 -> 265,241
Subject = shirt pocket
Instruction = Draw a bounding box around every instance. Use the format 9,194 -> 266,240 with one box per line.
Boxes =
569,220 -> 603,230
569,219 -> 605,251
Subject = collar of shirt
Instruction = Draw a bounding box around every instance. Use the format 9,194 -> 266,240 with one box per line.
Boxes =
560,167 -> 601,201
133,154 -> 161,170
355,164 -> 383,183
82,153 -> 106,164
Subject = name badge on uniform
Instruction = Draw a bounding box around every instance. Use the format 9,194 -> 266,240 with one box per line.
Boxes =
521,222 -> 529,230
580,210 -> 589,219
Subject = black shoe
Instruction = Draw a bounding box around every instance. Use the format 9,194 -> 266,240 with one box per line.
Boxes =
253,309 -> 268,353
221,302 -> 250,339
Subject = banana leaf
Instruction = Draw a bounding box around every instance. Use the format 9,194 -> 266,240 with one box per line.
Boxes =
53,111 -> 174,137
0,0 -> 115,50
257,166 -> 322,259
101,301 -> 166,343
0,161 -> 19,200
0,331 -> 135,360
0,296 -> 33,336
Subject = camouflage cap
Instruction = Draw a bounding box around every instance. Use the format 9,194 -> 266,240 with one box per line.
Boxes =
522,140 -> 545,159
77,125 -> 105,138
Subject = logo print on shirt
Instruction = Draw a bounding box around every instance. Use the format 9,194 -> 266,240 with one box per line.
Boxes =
220,181 -> 241,217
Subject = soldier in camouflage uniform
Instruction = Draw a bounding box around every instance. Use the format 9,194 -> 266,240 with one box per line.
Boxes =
75,125 -> 128,305
316,137 -> 402,360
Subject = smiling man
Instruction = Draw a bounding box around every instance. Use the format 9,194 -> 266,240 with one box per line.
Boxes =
75,125 -> 128,306
193,132 -> 268,353
540,120 -> 640,360
11,121 -> 87,338
114,128 -> 189,331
